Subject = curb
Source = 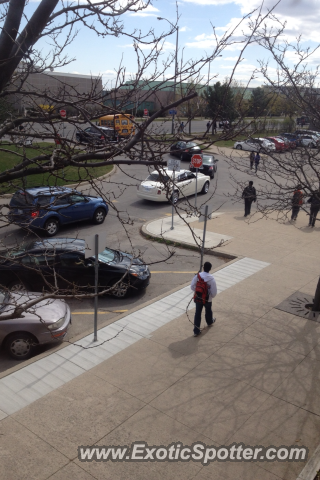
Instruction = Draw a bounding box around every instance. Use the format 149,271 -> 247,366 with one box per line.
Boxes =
140,217 -> 238,262
0,165 -> 117,199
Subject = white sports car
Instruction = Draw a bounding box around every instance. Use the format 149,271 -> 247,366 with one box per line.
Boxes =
137,168 -> 211,204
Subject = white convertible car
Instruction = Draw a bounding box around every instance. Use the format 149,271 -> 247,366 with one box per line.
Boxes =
137,168 -> 211,204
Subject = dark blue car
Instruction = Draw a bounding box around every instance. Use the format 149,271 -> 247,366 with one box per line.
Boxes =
9,187 -> 108,236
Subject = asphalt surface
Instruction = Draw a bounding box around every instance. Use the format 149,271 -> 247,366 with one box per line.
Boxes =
0,144 -> 288,372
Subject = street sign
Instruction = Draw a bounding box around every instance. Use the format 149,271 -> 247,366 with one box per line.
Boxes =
169,109 -> 177,115
191,154 -> 203,168
60,109 -> 67,118
167,158 -> 181,172
144,109 -> 149,116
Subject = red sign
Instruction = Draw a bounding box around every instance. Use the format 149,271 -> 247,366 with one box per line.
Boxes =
60,109 -> 67,118
144,109 -> 149,116
191,154 -> 203,168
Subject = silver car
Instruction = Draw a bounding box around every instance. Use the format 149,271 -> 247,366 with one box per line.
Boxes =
234,138 -> 276,152
0,290 -> 71,360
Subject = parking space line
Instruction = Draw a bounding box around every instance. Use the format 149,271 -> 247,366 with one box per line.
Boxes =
72,310 -> 128,315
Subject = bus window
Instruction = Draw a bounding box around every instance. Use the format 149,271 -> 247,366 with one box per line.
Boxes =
116,120 -> 120,125
121,119 -> 128,125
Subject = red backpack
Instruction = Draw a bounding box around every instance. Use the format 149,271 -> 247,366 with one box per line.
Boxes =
194,273 -> 209,304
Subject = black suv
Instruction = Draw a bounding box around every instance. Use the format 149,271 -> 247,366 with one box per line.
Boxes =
75,126 -> 118,145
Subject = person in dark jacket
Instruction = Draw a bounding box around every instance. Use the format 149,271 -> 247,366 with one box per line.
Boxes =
291,185 -> 303,221
242,181 -> 257,217
254,152 -> 260,173
249,151 -> 255,170
307,191 -> 320,227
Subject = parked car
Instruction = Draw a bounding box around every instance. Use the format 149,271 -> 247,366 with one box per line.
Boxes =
9,186 -> 109,237
278,133 -> 299,148
0,289 -> 71,360
297,134 -> 320,148
189,154 -> 218,179
0,238 -> 150,299
75,126 -> 118,145
137,168 -> 210,204
233,138 -> 276,153
265,137 -> 288,152
170,141 -> 202,161
295,129 -> 320,139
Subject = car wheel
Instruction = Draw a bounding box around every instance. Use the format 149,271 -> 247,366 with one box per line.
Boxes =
201,181 -> 210,194
8,281 -> 27,292
170,191 -> 179,204
45,218 -> 59,237
112,282 -> 129,298
210,172 -> 214,179
235,145 -> 242,150
93,208 -> 106,225
5,333 -> 36,360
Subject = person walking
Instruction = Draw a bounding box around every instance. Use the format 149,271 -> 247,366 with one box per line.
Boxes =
307,191 -> 320,227
206,121 -> 211,133
191,262 -> 217,337
254,152 -> 260,173
249,151 -> 255,170
242,181 -> 257,217
291,185 -> 303,221
179,121 -> 185,133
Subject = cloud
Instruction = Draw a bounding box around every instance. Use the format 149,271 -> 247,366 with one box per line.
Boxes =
129,4 -> 160,16
181,0 -> 320,44
179,26 -> 190,32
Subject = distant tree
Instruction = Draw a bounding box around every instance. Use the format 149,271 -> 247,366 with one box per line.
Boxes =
203,81 -> 238,124
247,87 -> 270,117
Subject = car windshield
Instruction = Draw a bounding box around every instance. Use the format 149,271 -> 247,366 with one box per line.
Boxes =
186,142 -> 197,148
11,191 -> 34,207
146,173 -> 170,184
4,242 -> 33,258
202,155 -> 213,163
97,248 -> 116,264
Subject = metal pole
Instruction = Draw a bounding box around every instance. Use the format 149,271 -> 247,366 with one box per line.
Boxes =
207,61 -> 211,92
93,234 -> 99,341
171,169 -> 175,230
200,205 -> 209,271
312,276 -> 320,312
171,26 -> 179,135
195,168 -> 198,209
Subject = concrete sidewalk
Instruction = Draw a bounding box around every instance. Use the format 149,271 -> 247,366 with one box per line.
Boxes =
1,209 -> 320,480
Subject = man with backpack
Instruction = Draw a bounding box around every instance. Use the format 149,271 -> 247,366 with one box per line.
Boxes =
190,261 -> 217,337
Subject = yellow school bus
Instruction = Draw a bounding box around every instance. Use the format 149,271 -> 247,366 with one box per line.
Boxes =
99,114 -> 135,137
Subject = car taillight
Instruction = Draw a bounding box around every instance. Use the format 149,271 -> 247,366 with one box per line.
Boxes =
185,149 -> 189,152
209,166 -> 213,170
157,190 -> 161,195
31,210 -> 39,218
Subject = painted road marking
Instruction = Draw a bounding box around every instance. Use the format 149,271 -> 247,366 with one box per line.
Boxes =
72,310 -> 128,315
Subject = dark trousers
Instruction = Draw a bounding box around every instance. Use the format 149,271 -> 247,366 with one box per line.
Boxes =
309,207 -> 320,226
250,160 -> 254,169
291,206 -> 300,220
255,162 -> 259,172
194,301 -> 213,335
244,199 -> 253,216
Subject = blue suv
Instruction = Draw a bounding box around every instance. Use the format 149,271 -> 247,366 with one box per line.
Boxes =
9,187 -> 109,236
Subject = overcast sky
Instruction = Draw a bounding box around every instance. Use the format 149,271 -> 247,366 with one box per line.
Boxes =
32,0 -> 320,88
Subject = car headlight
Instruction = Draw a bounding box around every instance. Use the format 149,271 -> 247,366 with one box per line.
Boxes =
47,316 -> 66,331
130,267 -> 148,278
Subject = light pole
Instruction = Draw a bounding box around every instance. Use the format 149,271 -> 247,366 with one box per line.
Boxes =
157,18 -> 179,135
